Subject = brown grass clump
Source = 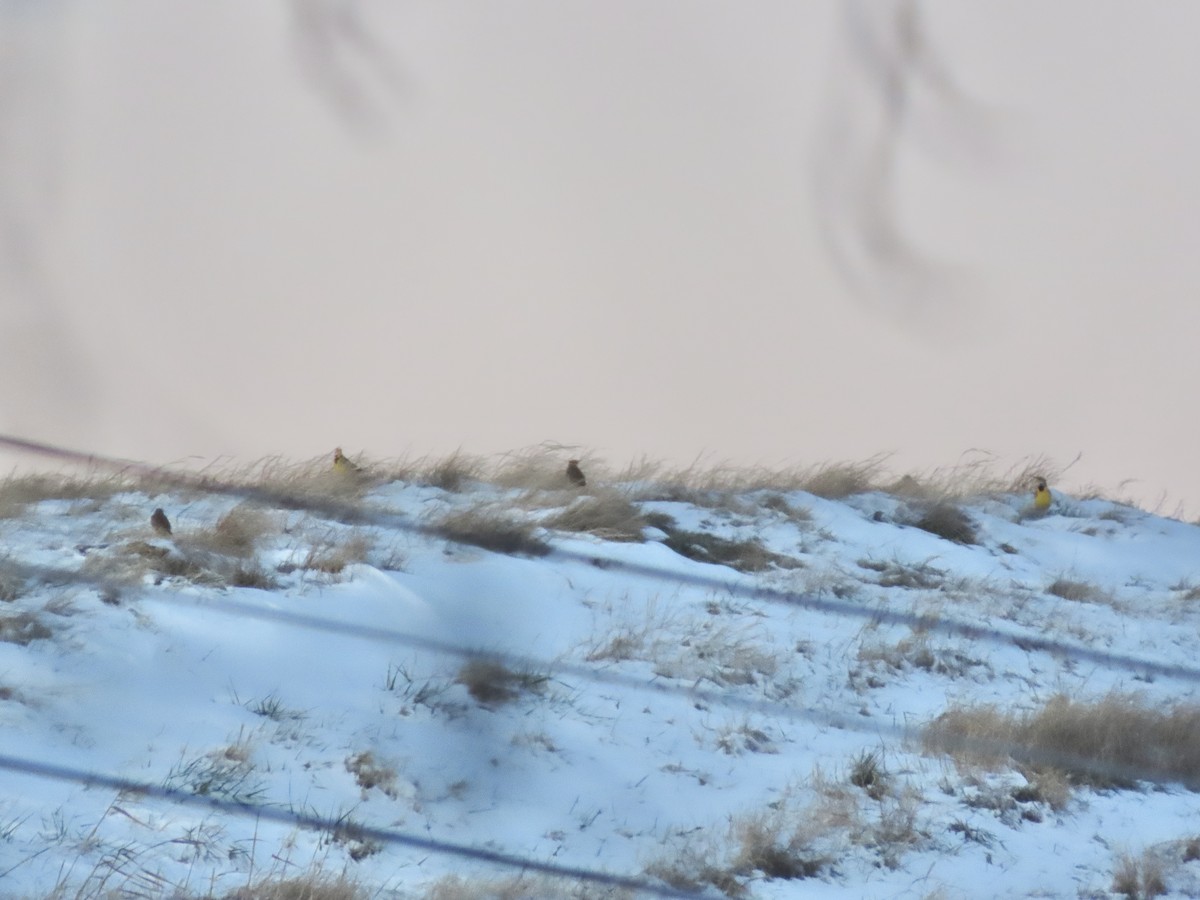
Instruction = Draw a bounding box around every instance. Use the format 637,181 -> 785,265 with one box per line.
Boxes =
300,531 -> 372,575
645,761 -> 929,896
223,873 -> 365,900
490,444 -> 589,491
433,506 -> 550,557
911,503 -> 978,545
856,632 -> 981,680
626,456 -> 888,503
0,611 -> 53,645
583,603 -> 781,689
0,470 -> 132,518
543,492 -> 647,542
660,528 -> 795,573
228,564 -> 278,590
198,454 -> 371,507
82,538 -> 275,595
416,450 -> 486,493
796,456 -> 888,499
1047,577 -> 1109,604
187,504 -> 276,558
924,693 -> 1200,789
728,812 -> 826,881
1112,849 -> 1169,899
456,658 -> 548,706
345,751 -> 400,800
883,453 -> 1068,503
643,849 -> 749,899
423,874 -> 632,900
849,750 -> 890,800
0,567 -> 26,603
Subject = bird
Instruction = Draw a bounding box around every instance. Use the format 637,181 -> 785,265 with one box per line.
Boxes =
566,459 -> 587,488
150,508 -> 172,536
333,447 -> 361,475
1033,479 -> 1052,511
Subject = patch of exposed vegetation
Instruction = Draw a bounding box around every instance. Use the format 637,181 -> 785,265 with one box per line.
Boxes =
584,603 -> 783,691
1047,577 -> 1111,605
924,693 -> 1200,790
298,530 -> 372,575
418,450 -> 486,493
857,558 -> 946,590
222,874 -> 366,900
855,630 -> 985,682
645,763 -> 928,897
456,658 -> 548,706
120,540 -> 219,585
187,504 -> 277,558
907,502 -> 978,545
0,470 -> 132,519
345,751 -> 401,800
660,526 -> 797,573
433,507 -> 550,557
543,493 -> 647,542
163,738 -> 264,804
422,874 -> 632,900
1112,848 -> 1169,900
0,567 -> 27,602
0,611 -> 52,645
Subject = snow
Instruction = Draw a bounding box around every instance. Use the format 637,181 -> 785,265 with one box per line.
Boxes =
1,473 -> 1199,898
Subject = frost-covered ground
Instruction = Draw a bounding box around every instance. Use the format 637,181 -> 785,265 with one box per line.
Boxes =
1,462 -> 1200,898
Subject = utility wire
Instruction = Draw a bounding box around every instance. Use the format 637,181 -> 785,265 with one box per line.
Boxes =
2,433 -> 1194,685
0,753 -> 703,899
4,434 -> 1200,892
3,556 -> 1199,792
1,557 -> 881,732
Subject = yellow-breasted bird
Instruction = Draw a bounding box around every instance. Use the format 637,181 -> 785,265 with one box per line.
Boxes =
150,507 -> 172,536
1033,479 -> 1052,511
566,459 -> 587,488
333,447 -> 361,475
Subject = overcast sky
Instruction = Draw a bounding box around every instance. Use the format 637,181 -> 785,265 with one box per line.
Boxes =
2,1 -> 1198,514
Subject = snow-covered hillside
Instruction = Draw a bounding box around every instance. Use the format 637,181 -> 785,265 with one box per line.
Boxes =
1,457 -> 1200,899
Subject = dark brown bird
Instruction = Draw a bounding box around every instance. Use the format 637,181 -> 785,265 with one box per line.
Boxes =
150,508 -> 172,536
566,459 -> 587,487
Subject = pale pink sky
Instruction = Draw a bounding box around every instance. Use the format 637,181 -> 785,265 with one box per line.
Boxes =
2,1 -> 1199,514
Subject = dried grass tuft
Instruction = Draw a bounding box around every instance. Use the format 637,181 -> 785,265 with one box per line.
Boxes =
186,504 -> 277,558
0,469 -> 133,519
0,610 -> 53,645
223,872 -> 366,900
433,506 -> 550,557
924,693 -> 1200,789
456,658 -> 548,706
543,491 -> 647,542
908,502 -> 978,545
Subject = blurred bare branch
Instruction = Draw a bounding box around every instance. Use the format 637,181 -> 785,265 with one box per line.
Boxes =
289,0 -> 405,133
814,0 -> 995,319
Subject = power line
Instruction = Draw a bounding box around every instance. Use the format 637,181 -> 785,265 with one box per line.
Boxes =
0,753 -> 703,899
0,558 -> 877,733
4,434 -> 1200,892
7,555 -> 1200,795
1,433 -> 1194,686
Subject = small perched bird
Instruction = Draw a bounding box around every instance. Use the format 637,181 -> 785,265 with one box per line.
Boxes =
1033,479 -> 1052,511
333,447 -> 361,474
566,459 -> 587,487
150,507 -> 172,536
